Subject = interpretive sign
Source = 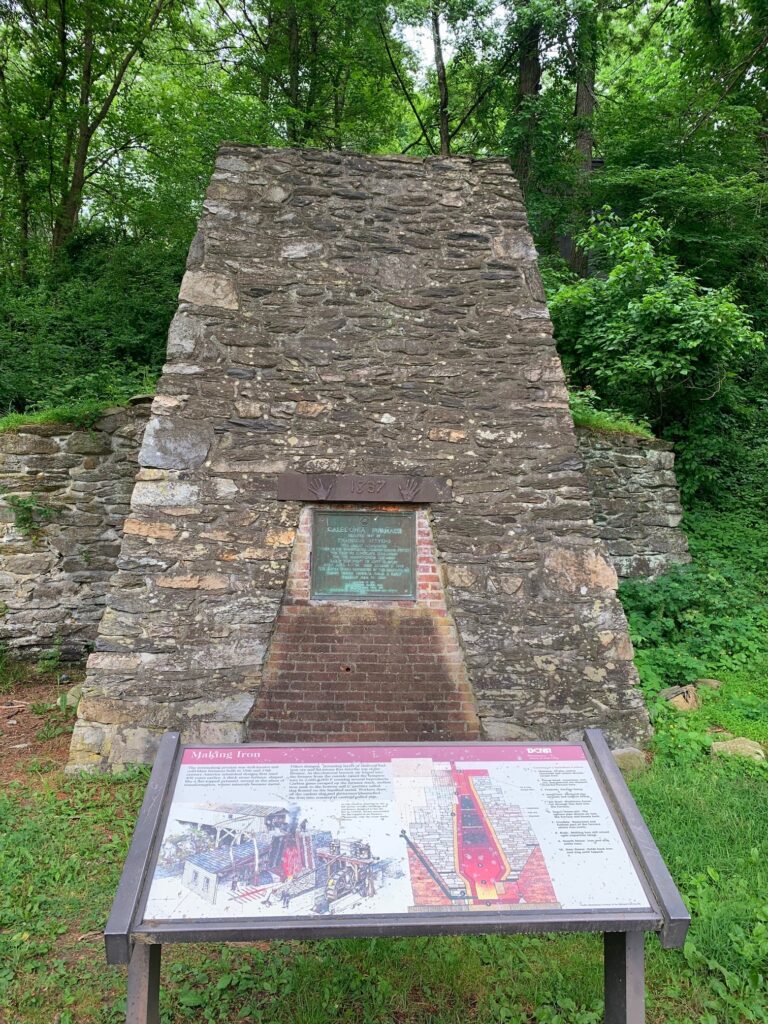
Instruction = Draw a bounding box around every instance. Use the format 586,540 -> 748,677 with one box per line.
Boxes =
106,732 -> 690,1024
311,510 -> 416,601
277,472 -> 452,503
143,743 -> 648,920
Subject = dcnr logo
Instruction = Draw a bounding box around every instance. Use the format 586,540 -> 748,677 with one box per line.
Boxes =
526,747 -> 552,754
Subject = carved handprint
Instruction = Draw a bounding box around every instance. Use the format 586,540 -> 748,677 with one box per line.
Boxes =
398,477 -> 421,501
308,475 -> 335,500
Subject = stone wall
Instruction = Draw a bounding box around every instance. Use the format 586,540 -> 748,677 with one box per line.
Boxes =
0,401 -> 151,658
0,407 -> 689,673
576,428 -> 690,579
68,146 -> 656,770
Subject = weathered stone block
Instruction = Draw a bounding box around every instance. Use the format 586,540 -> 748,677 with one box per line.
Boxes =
131,480 -> 200,507
65,432 -> 112,455
611,747 -> 647,772
576,427 -> 689,580
178,270 -> 238,310
661,684 -> 700,711
139,417 -> 213,470
711,738 -> 765,762
167,312 -> 205,357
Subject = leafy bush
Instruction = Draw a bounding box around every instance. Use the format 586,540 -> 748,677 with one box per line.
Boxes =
620,509 -> 768,698
667,358 -> 768,507
567,387 -> 652,437
549,210 -> 764,431
0,231 -> 183,415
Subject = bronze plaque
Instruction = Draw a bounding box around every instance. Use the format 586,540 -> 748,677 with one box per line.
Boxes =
311,510 -> 416,601
277,472 -> 452,503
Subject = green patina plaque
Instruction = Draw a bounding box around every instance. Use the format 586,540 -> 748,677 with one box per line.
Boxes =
311,510 -> 416,601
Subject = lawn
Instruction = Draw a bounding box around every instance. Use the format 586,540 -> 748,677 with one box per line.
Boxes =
1,507 -> 766,1024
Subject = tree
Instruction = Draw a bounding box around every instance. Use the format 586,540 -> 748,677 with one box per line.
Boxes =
549,211 -> 765,428
0,0 -> 177,265
209,0 -> 407,151
511,1 -> 541,189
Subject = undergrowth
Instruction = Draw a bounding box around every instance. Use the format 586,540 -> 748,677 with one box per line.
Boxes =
0,393 -> 153,435
568,387 -> 653,437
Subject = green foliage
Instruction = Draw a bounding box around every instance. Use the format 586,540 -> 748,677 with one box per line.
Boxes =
666,357 -> 768,507
620,506 -> 768,771
0,489 -> 55,541
549,210 -> 764,430
0,398 -> 138,435
0,645 -> 29,695
696,670 -> 768,747
30,693 -> 76,741
567,387 -> 653,437
631,759 -> 768,1022
36,640 -> 62,674
0,768 -> 151,1014
621,509 -> 768,695
0,235 -> 177,415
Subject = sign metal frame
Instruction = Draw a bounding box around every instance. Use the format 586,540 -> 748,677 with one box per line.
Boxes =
105,730 -> 690,1024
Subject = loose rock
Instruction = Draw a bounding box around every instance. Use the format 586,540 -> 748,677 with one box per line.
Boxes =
611,747 -> 647,772
660,684 -> 700,711
711,738 -> 765,762
695,678 -> 723,690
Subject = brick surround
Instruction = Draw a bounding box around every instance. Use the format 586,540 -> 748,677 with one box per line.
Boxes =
248,507 -> 480,742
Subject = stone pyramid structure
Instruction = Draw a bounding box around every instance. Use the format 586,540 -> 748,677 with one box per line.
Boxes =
68,146 -> 649,770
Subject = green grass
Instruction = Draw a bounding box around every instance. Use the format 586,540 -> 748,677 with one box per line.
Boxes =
619,507 -> 768,765
0,645 -> 33,693
0,399 -> 134,435
0,757 -> 766,1024
695,666 -> 768,746
0,645 -> 75,695
568,388 -> 654,438
570,406 -> 654,438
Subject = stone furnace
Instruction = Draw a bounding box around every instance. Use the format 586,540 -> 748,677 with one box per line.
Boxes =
68,146 -> 649,770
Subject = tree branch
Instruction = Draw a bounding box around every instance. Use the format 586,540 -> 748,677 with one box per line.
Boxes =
683,33 -> 768,142
449,44 -> 519,142
86,0 -> 174,142
377,17 -> 437,155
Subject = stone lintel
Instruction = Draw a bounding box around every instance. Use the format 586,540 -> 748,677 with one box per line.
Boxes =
277,472 -> 452,504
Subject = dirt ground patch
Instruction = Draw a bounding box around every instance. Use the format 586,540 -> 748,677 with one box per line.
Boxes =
0,664 -> 86,785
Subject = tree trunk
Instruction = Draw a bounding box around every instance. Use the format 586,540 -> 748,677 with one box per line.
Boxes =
302,12 -> 321,143
513,16 -> 541,191
567,8 -> 598,275
259,13 -> 274,105
332,68 -> 351,149
574,12 -> 597,172
52,19 -> 94,251
431,7 -> 450,156
16,160 -> 31,281
286,2 -> 301,144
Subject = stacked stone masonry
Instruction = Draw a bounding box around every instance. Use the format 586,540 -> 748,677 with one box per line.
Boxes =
0,402 -> 151,659
0,416 -> 689,665
576,428 -> 690,579
67,146 -> 655,768
48,145 -> 686,769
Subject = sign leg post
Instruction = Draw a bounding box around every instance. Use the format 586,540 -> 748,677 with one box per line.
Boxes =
126,942 -> 161,1024
604,932 -> 644,1024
